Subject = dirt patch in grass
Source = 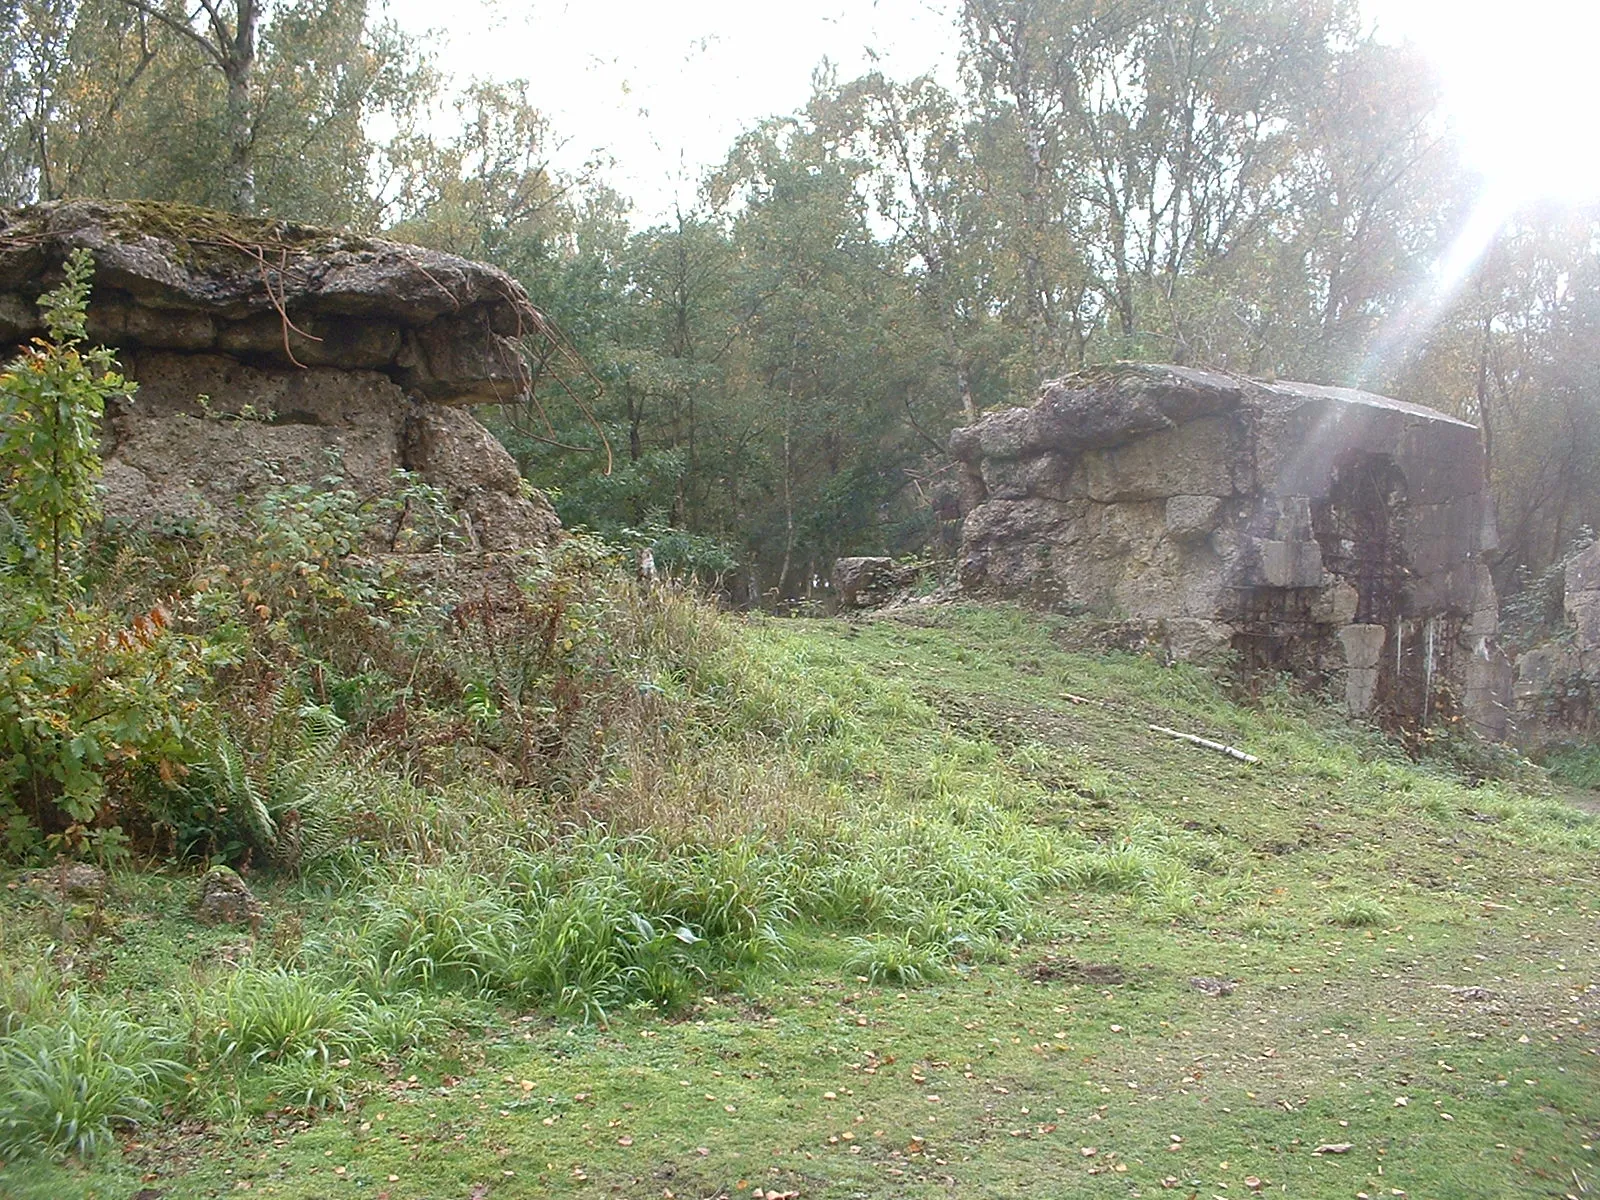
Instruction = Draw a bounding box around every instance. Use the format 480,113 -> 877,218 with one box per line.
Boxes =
1556,784 -> 1600,815
1022,956 -> 1127,985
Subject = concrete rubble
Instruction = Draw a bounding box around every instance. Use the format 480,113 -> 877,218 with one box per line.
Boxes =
0,200 -> 558,551
951,363 -> 1510,736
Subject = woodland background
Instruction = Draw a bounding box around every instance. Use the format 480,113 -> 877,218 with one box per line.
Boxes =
4,0 -> 1596,604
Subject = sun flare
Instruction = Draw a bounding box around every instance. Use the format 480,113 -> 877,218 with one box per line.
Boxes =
1373,0 -> 1600,205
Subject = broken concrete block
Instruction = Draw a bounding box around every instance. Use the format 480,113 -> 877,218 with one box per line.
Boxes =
1338,623 -> 1387,672
952,364 -> 1505,733
1165,495 -> 1222,543
1256,539 -> 1325,588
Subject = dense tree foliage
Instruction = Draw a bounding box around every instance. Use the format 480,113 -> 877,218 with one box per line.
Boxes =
4,0 -> 1599,594
0,0 -> 430,223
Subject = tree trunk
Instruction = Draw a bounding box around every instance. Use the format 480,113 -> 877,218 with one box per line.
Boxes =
115,0 -> 259,212
225,61 -> 255,214
954,359 -> 977,424
1475,311 -> 1495,478
879,85 -> 976,425
626,387 -> 644,462
223,0 -> 258,214
777,336 -> 798,597
777,386 -> 795,597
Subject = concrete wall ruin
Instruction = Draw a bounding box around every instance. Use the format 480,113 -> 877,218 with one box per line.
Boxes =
951,364 -> 1510,737
0,200 -> 557,551
1511,541 -> 1600,742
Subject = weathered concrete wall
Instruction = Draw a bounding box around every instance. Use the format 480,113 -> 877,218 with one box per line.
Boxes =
1511,542 -> 1600,742
0,200 -> 557,551
952,364 -> 1510,737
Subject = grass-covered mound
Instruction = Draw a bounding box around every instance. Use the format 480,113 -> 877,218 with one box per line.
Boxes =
3,600 -> 1599,1199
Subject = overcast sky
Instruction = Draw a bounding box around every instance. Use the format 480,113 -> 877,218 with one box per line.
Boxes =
384,0 -> 1600,224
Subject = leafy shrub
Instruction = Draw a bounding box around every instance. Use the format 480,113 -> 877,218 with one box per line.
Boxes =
0,552 -> 208,857
0,249 -> 133,596
0,253 -> 207,855
615,518 -> 739,585
1500,531 -> 1594,651
226,467 -> 454,621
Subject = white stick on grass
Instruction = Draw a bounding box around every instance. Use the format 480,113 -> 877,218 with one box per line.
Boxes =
1147,724 -> 1260,764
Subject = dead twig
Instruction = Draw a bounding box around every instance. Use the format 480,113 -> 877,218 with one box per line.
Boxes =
1147,724 -> 1260,764
1058,690 -> 1261,764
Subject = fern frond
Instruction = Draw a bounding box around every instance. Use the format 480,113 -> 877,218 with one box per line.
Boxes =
208,733 -> 276,848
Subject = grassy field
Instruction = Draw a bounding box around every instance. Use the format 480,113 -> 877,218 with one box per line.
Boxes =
3,603 -> 1597,1199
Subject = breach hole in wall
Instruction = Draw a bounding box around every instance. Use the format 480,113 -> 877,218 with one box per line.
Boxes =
1313,452 -> 1410,626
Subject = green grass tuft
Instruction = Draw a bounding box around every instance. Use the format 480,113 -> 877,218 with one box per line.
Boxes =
188,966 -> 360,1067
0,1003 -> 180,1160
1324,895 -> 1395,928
842,934 -> 947,986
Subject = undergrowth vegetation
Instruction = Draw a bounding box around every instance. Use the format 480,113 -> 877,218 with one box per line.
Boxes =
0,593 -> 1093,1161
4,598 -> 1599,1189
0,259 -> 1087,1163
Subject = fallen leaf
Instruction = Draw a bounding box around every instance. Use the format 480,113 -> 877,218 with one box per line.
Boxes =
1311,1142 -> 1353,1155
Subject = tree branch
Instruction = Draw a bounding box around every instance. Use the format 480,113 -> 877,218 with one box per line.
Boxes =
114,0 -> 226,69
192,0 -> 234,56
